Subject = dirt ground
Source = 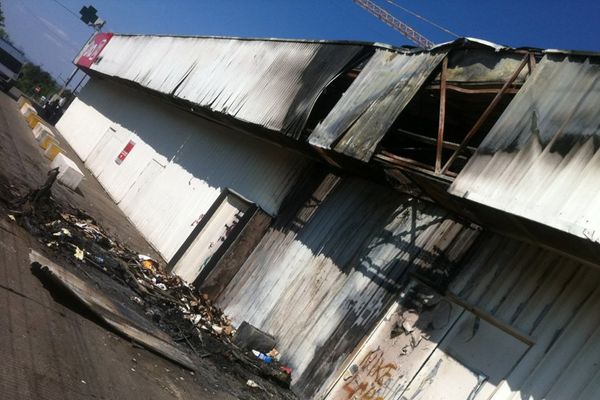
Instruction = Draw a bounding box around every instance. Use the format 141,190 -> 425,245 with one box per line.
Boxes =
0,92 -> 297,400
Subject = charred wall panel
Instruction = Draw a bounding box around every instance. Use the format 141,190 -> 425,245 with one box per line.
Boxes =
218,175 -> 477,398
199,208 -> 272,299
309,50 -> 447,161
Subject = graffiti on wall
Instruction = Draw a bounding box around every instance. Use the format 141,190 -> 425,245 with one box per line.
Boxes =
342,348 -> 397,400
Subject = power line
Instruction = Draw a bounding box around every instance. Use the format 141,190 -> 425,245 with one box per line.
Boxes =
47,0 -> 81,20
383,0 -> 460,38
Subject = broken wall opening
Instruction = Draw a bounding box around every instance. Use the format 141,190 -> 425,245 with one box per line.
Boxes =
376,47 -> 534,178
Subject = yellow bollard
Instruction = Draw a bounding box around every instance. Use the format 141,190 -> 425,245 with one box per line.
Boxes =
32,122 -> 53,141
17,96 -> 31,109
26,113 -> 43,129
20,103 -> 36,117
39,134 -> 58,150
44,142 -> 63,161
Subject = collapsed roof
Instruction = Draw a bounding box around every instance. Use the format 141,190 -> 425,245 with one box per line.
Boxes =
75,32 -> 600,266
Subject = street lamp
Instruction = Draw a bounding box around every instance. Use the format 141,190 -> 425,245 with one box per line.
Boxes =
79,6 -> 105,32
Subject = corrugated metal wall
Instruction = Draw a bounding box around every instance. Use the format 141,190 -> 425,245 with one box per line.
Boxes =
57,79 -> 309,260
322,231 -> 600,400
454,233 -> 600,400
217,175 -> 478,398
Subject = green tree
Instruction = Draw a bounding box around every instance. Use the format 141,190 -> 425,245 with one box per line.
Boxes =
0,1 -> 9,41
15,63 -> 59,98
0,1 -> 60,97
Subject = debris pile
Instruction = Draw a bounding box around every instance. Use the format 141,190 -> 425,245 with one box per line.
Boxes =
10,194 -> 234,341
3,170 -> 293,389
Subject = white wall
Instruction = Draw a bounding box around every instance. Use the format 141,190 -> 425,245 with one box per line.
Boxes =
57,79 -> 309,260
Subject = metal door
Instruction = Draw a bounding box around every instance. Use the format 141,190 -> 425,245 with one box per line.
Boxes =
171,192 -> 251,284
85,126 -> 124,179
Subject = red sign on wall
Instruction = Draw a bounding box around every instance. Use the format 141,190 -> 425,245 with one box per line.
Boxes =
76,32 -> 113,68
115,140 -> 135,165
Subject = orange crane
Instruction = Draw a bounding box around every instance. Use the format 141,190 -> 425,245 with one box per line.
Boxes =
353,0 -> 434,48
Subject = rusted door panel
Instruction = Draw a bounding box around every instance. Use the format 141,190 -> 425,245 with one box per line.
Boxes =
325,280 -> 530,400
325,281 -> 464,399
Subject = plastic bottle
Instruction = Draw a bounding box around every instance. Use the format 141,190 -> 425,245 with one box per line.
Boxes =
251,350 -> 273,363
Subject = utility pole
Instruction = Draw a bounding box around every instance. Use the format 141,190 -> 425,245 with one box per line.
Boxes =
58,5 -> 105,96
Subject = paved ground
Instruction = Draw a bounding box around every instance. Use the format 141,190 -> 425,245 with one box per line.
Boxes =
0,92 -> 292,400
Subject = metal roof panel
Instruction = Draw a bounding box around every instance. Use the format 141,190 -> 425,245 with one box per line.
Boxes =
88,34 -> 367,139
308,49 -> 447,161
450,55 -> 600,242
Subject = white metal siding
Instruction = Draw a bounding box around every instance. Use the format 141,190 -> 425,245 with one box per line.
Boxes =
57,79 -> 308,260
56,97 -> 112,161
453,234 -> 600,400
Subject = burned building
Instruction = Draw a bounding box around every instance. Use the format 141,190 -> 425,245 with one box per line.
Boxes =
57,32 -> 600,399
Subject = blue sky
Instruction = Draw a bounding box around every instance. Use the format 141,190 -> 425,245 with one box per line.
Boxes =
4,0 -> 600,84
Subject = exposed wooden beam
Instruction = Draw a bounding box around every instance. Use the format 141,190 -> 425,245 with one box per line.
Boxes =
396,129 -> 477,152
528,53 -> 537,74
440,54 -> 530,175
375,151 -> 458,178
435,57 -> 448,173
427,84 -> 520,95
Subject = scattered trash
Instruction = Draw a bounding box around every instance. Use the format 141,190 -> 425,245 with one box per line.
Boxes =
73,247 -> 84,260
92,255 -> 105,265
212,324 -> 223,335
8,175 -> 234,343
131,296 -> 144,305
280,366 -> 292,375
139,254 -> 159,273
246,379 -> 261,388
223,325 -> 234,336
252,350 -> 273,364
52,228 -> 72,237
5,169 -> 292,392
267,348 -> 280,361
25,193 -> 234,341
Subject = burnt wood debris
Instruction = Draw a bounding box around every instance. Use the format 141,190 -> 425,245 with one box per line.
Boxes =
1,168 -> 294,396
